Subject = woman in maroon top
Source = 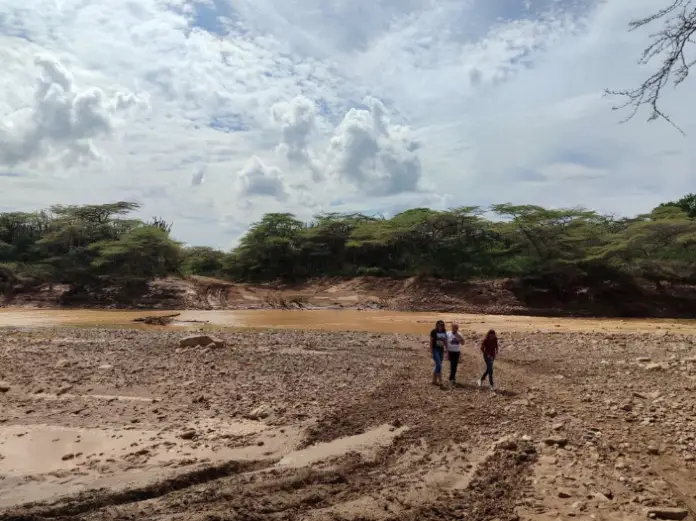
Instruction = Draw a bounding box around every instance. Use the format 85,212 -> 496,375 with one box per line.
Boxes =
478,329 -> 499,391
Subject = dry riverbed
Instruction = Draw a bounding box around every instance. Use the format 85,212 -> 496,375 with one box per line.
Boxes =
1,325 -> 696,521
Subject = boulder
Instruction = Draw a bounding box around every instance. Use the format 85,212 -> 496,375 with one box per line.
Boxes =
179,335 -> 225,349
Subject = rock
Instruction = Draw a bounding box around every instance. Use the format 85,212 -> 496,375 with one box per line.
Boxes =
544,437 -> 569,448
571,501 -> 586,511
61,453 -> 75,461
497,439 -> 518,451
647,446 -> 660,455
645,363 -> 667,372
247,404 -> 272,420
636,357 -> 652,363
179,335 -> 225,349
684,454 -> 694,462
57,385 -> 73,396
558,489 -> 573,499
98,364 -> 113,371
0,381 -> 10,393
552,423 -> 564,431
179,430 -> 197,440
55,359 -> 71,368
646,508 -> 689,520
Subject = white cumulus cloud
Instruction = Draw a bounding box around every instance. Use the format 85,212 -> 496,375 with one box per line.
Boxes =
0,54 -> 144,168
326,96 -> 421,196
0,0 -> 694,247
237,155 -> 289,202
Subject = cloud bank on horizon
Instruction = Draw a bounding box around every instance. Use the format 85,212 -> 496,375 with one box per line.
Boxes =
0,0 -> 694,247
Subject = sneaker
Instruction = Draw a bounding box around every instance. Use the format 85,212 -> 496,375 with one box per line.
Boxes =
477,379 -> 482,388
489,385 -> 496,393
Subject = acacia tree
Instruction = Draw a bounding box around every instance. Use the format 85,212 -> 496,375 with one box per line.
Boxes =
608,0 -> 696,131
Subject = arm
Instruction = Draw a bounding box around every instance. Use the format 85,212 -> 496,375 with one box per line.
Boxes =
430,330 -> 436,350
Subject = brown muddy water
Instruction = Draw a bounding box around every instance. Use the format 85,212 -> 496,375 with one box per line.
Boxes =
1,309 -> 695,334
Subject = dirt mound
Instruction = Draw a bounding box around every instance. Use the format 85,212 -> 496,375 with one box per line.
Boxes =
4,274 -> 696,318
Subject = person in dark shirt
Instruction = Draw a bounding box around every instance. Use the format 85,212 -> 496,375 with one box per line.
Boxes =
429,320 -> 448,386
478,329 -> 499,391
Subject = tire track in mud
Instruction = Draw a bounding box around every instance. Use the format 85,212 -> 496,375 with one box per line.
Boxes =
2,459 -> 273,520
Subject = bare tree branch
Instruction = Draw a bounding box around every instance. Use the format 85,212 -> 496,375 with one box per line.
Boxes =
606,0 -> 696,133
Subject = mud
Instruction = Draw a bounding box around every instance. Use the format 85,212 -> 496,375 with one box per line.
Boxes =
1,325 -> 696,521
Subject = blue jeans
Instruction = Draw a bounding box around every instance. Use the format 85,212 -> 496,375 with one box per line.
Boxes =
432,347 -> 444,375
481,355 -> 494,386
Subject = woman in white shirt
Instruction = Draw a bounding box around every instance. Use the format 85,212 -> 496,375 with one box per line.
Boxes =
446,323 -> 464,386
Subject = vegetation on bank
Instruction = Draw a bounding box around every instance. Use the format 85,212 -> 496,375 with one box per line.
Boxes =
1,194 -> 695,303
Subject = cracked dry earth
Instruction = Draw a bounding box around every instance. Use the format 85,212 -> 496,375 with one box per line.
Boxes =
0,325 -> 695,521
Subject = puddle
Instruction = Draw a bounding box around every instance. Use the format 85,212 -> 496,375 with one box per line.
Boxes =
1,309 -> 695,334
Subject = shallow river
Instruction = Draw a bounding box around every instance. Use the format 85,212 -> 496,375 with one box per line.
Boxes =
1,309 -> 695,334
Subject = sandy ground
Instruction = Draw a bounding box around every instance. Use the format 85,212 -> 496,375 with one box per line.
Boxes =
1,324 -> 696,521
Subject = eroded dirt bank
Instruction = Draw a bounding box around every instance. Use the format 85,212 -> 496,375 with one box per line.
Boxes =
1,325 -> 695,520
5,275 -> 696,318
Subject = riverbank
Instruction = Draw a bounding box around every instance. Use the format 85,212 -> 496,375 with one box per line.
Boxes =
1,325 -> 695,520
4,275 -> 696,319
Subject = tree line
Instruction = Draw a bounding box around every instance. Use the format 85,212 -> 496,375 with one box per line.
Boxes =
1,195 -> 695,301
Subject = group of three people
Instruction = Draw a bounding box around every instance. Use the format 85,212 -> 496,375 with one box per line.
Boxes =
430,320 -> 499,391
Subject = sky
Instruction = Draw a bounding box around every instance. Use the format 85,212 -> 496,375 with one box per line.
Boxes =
0,0 -> 694,248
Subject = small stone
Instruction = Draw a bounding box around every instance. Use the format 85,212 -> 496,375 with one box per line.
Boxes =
55,359 -> 71,368
552,423 -> 564,431
179,430 -> 197,440
684,454 -> 694,462
0,381 -> 10,393
645,363 -> 666,372
558,489 -> 573,499
647,446 -> 660,455
594,492 -> 611,502
57,385 -> 73,396
498,439 -> 518,451
98,364 -> 113,371
646,508 -> 689,520
247,404 -> 272,420
636,357 -> 652,363
179,335 -> 225,349
61,453 -> 75,461
544,437 -> 569,448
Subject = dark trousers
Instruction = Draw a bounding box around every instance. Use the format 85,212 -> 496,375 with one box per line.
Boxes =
448,351 -> 460,382
481,355 -> 494,386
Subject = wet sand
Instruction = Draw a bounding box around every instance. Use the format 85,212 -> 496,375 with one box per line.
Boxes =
1,322 -> 696,520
